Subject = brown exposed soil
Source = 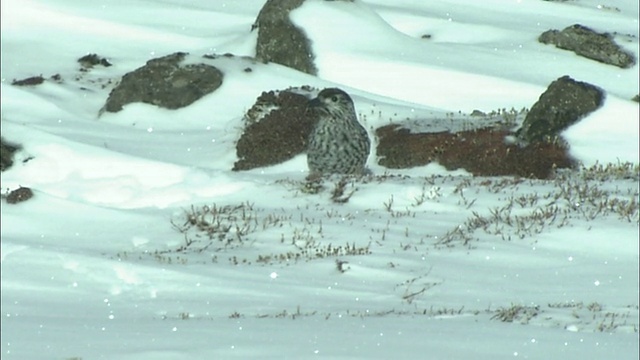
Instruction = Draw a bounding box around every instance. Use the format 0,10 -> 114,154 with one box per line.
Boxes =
233,90 -> 318,171
376,125 -> 575,179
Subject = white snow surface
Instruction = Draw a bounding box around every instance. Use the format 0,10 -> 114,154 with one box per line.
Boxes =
1,0 -> 639,359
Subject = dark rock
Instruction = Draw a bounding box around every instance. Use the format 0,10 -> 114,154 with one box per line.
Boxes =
539,24 -> 636,68
632,94 -> 639,103
1,138 -> 20,171
12,75 -> 45,86
253,0 -> 317,75
103,52 -> 223,113
78,54 -> 112,68
376,125 -> 574,179
517,75 -> 604,143
233,88 -> 318,171
6,187 -> 34,204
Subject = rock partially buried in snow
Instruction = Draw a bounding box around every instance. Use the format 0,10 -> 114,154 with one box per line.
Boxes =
517,75 -> 604,144
102,52 -> 223,113
253,0 -> 317,75
11,75 -> 45,86
539,24 -> 636,69
233,87 -> 319,171
5,186 -> 34,204
1,137 -> 20,172
77,53 -> 112,69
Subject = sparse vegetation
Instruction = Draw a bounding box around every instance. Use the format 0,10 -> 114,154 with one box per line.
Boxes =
170,202 -> 259,250
330,176 -> 357,203
109,162 -> 639,334
156,300 -> 637,333
395,270 -> 440,304
438,163 -> 639,246
335,259 -> 349,273
158,200 -> 372,265
143,162 -> 639,261
491,304 -> 540,323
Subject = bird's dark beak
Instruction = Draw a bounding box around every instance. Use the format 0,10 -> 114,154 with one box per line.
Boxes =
308,97 -> 322,108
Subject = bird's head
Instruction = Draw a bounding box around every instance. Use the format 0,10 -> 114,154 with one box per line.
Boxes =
308,88 -> 355,119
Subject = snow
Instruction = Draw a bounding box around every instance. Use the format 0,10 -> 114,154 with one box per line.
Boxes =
563,97 -> 640,164
1,0 -> 639,359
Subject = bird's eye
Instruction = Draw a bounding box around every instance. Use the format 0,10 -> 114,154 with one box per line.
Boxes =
331,96 -> 338,102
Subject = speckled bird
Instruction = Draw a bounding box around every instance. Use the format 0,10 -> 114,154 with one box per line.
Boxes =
307,88 -> 370,175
